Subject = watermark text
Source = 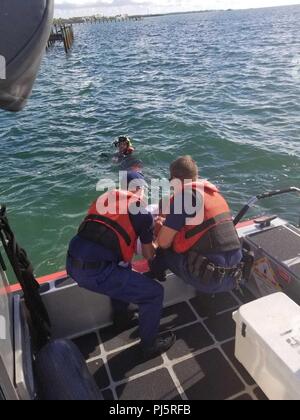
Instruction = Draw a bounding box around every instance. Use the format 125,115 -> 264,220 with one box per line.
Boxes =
95,172 -> 205,226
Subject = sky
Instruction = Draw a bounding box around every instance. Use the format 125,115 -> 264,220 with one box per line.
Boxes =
54,0 -> 300,17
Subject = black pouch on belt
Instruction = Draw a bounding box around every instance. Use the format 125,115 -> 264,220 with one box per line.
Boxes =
187,251 -> 215,285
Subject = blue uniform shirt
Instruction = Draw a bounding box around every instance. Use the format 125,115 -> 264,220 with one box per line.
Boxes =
164,191 -> 196,232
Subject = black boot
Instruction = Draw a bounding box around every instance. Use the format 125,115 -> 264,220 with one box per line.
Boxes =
142,331 -> 176,360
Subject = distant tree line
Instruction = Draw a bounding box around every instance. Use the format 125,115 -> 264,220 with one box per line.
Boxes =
53,9 -> 218,25
53,14 -> 141,25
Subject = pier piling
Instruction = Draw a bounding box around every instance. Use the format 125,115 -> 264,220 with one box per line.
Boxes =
47,24 -> 74,54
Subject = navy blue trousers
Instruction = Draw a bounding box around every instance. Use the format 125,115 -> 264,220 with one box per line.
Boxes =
152,248 -> 243,294
66,257 -> 164,347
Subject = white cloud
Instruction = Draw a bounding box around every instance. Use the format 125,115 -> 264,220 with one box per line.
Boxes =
54,0 -> 300,17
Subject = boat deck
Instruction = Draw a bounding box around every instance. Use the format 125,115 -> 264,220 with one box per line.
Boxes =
72,286 -> 268,401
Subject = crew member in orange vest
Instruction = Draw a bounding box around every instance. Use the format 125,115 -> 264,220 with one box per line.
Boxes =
66,171 -> 175,359
149,156 -> 243,295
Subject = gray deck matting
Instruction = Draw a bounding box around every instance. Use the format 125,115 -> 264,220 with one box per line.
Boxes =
72,287 -> 268,400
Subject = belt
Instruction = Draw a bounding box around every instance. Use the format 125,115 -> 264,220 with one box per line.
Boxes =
205,262 -> 244,284
68,253 -> 108,270
206,262 -> 243,275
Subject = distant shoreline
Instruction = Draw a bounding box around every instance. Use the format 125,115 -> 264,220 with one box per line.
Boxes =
53,10 -> 215,25
133,10 -> 215,18
54,4 -> 300,25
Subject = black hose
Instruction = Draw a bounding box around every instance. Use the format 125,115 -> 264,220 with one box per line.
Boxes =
0,205 -> 51,349
234,205 -> 251,226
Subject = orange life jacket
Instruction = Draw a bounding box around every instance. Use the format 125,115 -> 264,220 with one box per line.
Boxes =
124,146 -> 135,156
82,189 -> 139,262
172,181 -> 237,254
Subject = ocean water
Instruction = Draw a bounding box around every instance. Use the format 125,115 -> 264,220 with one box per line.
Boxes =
0,5 -> 300,278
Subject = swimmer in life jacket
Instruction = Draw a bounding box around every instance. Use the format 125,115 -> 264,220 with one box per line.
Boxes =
112,135 -> 143,172
113,136 -> 135,160
100,136 -> 137,166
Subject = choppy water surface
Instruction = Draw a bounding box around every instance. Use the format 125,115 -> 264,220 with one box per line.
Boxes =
0,6 -> 300,277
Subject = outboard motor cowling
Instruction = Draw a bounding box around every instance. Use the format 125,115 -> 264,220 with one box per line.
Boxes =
0,0 -> 54,112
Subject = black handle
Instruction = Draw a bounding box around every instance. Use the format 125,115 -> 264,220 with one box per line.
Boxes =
234,187 -> 300,226
257,187 -> 299,200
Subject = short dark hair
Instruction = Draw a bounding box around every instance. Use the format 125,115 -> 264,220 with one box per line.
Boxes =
170,156 -> 198,182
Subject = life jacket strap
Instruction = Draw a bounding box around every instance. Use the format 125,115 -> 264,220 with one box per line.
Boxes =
185,211 -> 232,239
84,214 -> 132,246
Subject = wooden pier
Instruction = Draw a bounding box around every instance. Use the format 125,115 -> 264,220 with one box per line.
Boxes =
47,15 -> 142,53
53,15 -> 142,26
86,15 -> 142,23
47,24 -> 74,54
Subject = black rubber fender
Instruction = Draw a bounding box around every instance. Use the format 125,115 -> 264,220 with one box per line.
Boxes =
35,339 -> 103,400
0,0 -> 54,111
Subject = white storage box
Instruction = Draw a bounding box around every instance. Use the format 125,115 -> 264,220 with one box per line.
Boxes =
233,292 -> 300,400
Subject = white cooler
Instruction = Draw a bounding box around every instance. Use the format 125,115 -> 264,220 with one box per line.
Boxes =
233,292 -> 300,400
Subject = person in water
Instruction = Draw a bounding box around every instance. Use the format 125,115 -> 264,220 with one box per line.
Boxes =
113,136 -> 135,160
112,135 -> 144,173
66,171 -> 176,359
148,156 -> 243,294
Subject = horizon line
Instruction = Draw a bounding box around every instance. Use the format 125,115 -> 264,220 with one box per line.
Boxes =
54,3 -> 300,19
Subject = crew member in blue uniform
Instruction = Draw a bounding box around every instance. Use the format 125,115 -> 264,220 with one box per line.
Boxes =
149,156 -> 243,295
66,171 -> 175,359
